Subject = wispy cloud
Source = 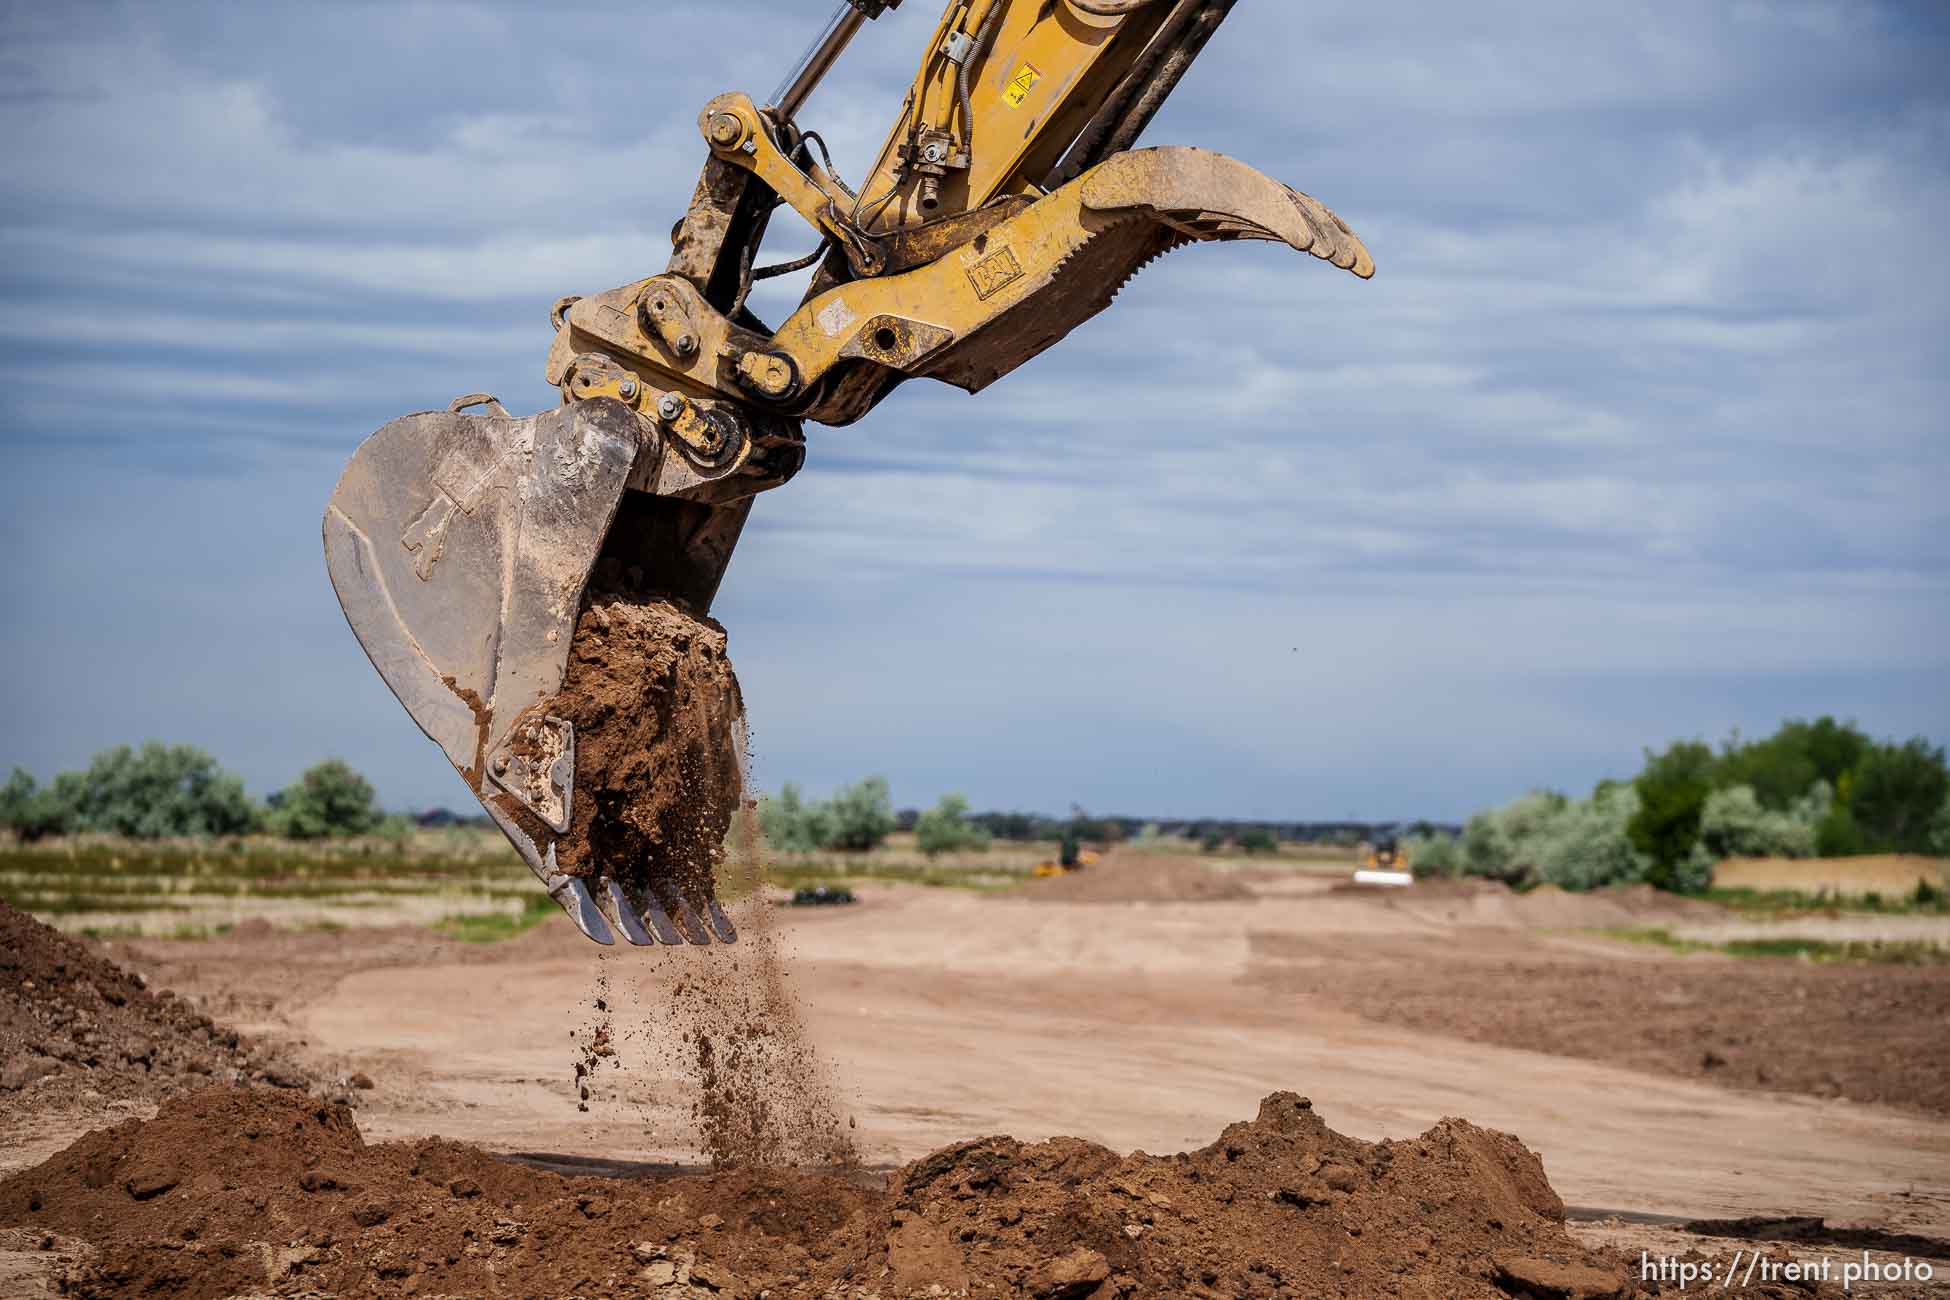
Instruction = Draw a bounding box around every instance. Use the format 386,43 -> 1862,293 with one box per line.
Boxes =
0,1 -> 1942,817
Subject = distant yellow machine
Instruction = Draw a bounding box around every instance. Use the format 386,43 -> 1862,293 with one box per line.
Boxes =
1034,848 -> 1101,878
1354,836 -> 1413,887
1360,837 -> 1408,872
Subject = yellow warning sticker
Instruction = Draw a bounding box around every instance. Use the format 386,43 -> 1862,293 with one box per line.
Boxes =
1003,62 -> 1041,108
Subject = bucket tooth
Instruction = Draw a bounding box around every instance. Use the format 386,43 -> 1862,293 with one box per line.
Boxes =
661,888 -> 714,946
637,887 -> 689,946
703,897 -> 739,944
603,879 -> 658,946
548,874 -> 615,946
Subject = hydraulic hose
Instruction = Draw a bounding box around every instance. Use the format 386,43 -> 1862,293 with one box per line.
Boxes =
957,3 -> 1003,159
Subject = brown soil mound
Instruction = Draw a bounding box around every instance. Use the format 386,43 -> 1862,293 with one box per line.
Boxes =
0,902 -> 311,1104
0,1086 -> 1638,1299
1023,853 -> 1253,904
541,592 -> 745,898
1331,879 -> 1726,930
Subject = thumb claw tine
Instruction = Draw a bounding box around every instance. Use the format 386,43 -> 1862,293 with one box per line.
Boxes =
547,874 -> 615,946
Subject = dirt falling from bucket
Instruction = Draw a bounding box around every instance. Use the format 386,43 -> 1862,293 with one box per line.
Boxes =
663,803 -> 857,1168
546,591 -> 854,1167
539,590 -> 746,901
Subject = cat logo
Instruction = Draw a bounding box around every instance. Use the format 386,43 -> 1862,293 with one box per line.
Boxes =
1003,62 -> 1041,107
966,246 -> 1025,300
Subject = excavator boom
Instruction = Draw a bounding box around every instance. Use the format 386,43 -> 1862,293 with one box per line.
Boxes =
325,0 -> 1372,945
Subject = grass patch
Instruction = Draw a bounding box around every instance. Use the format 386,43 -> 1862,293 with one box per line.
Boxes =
79,921 -> 236,942
1702,882 -> 1948,917
434,893 -> 560,943
764,858 -> 1027,893
1599,927 -> 1948,965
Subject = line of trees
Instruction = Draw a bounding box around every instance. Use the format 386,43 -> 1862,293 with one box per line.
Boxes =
2,744 -> 397,842
1412,718 -> 1950,893
758,777 -> 994,858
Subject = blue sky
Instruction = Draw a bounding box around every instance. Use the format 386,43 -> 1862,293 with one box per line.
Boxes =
1,1 -> 1944,821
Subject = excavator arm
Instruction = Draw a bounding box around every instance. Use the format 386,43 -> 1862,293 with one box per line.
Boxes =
325,0 -> 1372,946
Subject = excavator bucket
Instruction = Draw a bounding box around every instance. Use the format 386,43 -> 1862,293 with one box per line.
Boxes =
324,395 -> 655,946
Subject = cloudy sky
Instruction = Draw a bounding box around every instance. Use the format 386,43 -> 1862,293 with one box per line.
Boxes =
1,1 -> 1944,821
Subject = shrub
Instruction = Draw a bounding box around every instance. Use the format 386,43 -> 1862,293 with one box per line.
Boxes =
1444,787 -> 1652,891
1235,827 -> 1279,855
266,759 -> 384,839
51,743 -> 258,839
1695,784 -> 1818,861
1930,795 -> 1950,858
759,776 -> 895,853
1527,783 -> 1652,891
1406,833 -> 1464,878
825,776 -> 896,852
915,793 -> 992,857
0,767 -> 73,841
758,782 -> 836,854
1459,789 -> 1567,885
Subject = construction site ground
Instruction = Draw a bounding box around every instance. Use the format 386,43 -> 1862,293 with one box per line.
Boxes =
4,854 -> 1947,1295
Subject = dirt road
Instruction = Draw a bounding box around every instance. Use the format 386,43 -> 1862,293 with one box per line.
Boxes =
107,878 -> 1949,1249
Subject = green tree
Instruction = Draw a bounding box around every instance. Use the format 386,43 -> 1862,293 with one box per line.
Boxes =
825,776 -> 895,852
55,743 -> 258,839
0,768 -> 72,841
1799,716 -> 1872,790
1236,827 -> 1279,855
266,759 -> 384,839
757,782 -> 835,853
915,793 -> 992,857
1847,738 -> 1948,853
1628,740 -> 1716,891
1928,794 -> 1950,857
1716,717 -> 1872,811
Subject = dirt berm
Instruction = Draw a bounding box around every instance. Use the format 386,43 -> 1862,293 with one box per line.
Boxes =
0,1085 -> 1652,1299
0,902 -> 313,1103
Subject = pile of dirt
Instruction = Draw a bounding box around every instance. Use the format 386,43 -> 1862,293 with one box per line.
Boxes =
0,902 -> 312,1105
0,1085 -> 1644,1299
1023,853 -> 1253,904
1329,878 -> 1726,931
538,591 -> 746,904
